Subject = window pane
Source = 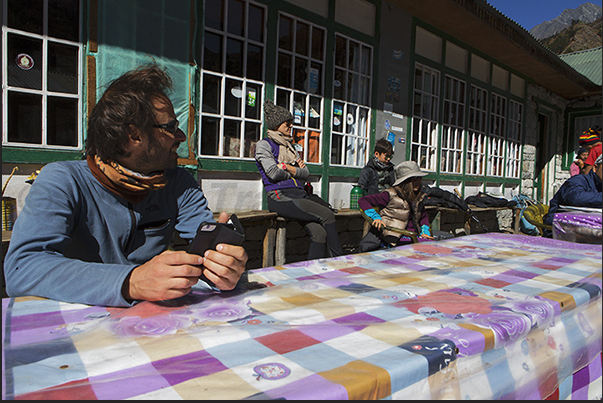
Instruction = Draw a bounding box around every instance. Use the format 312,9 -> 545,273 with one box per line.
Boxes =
311,27 -> 324,60
205,0 -> 224,30
279,15 -> 293,51
293,92 -> 305,125
48,0 -> 79,41
309,96 -> 321,129
203,32 -> 223,72
333,102 -> 344,132
333,69 -> 344,100
246,44 -> 263,81
245,83 -> 261,119
335,35 -> 346,67
309,61 -> 322,95
224,78 -> 243,117
331,133 -> 343,164
361,46 -> 371,75
201,116 -> 220,155
244,122 -> 260,157
348,41 -> 359,72
277,52 -> 292,87
227,0 -> 245,36
48,42 -> 78,94
7,0 -> 43,34
294,58 -> 306,91
223,119 -> 241,156
202,74 -> 221,114
276,88 -> 290,110
226,38 -> 243,76
8,91 -> 42,144
296,21 -> 309,56
47,96 -> 78,146
248,4 -> 264,42
8,34 -> 43,90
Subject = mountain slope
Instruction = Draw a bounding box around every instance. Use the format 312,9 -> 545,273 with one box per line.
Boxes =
540,17 -> 602,54
529,2 -> 601,40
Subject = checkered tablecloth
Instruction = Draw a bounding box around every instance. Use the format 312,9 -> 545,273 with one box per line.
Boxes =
2,234 -> 602,399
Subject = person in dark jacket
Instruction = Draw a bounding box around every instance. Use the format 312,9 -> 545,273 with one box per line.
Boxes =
358,138 -> 396,195
543,154 -> 602,236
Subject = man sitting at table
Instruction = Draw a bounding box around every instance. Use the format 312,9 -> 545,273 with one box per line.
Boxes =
542,154 -> 602,237
4,64 -> 248,307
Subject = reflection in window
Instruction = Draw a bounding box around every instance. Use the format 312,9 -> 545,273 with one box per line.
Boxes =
3,0 -> 81,149
331,34 -> 372,167
411,63 -> 440,172
276,13 -> 326,164
200,0 -> 266,158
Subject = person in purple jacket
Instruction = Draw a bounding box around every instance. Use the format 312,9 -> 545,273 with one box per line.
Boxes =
255,100 -> 343,260
358,161 -> 434,252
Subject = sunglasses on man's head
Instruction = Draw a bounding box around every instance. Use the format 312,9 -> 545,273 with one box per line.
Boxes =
153,120 -> 179,134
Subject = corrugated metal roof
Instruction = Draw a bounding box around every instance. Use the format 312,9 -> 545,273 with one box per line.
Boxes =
559,47 -> 602,86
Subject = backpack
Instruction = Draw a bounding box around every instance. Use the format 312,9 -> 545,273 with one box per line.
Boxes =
512,194 -> 540,236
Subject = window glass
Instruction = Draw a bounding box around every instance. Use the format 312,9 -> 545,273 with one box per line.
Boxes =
200,0 -> 266,158
275,14 -> 326,164
331,34 -> 372,167
48,0 -> 79,41
411,63 -> 440,171
7,0 -> 43,34
3,0 -> 81,149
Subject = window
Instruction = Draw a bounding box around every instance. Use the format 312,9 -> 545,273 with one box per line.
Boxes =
467,85 -> 487,176
506,100 -> 523,178
488,93 -> 506,177
331,34 -> 372,167
441,75 -> 465,173
275,14 -> 326,163
411,63 -> 440,171
2,0 -> 82,149
200,0 -> 266,159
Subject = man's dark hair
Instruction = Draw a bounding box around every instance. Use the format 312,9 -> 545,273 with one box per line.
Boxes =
374,138 -> 393,155
86,64 -> 173,161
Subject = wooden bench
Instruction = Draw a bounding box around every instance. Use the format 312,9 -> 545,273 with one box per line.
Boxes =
231,209 -> 363,267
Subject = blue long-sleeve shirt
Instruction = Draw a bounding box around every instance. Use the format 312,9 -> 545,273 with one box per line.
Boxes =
4,160 -> 214,307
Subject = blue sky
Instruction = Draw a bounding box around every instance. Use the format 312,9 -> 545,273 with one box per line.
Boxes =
486,0 -> 602,31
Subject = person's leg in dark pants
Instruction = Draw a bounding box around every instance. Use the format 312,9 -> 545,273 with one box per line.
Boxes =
268,193 -> 343,260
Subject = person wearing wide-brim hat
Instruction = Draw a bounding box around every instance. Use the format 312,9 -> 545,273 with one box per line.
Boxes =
255,100 -> 343,260
357,160 -> 433,252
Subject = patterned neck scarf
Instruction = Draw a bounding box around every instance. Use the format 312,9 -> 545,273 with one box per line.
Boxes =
87,154 -> 167,204
267,129 -> 299,164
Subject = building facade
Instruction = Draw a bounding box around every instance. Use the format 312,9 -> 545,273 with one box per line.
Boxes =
2,0 -> 602,220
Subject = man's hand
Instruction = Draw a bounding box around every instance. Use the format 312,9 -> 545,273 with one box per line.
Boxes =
201,212 -> 248,290
124,250 -> 204,302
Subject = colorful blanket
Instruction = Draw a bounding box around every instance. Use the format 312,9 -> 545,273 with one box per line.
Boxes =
2,234 -> 601,399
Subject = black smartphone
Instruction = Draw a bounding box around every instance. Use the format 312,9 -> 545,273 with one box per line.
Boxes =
188,214 -> 245,291
188,214 -> 245,256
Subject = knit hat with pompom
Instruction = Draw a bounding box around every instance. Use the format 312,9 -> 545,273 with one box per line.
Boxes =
579,126 -> 601,147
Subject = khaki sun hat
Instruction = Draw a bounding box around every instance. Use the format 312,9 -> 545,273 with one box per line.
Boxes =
393,160 -> 427,186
